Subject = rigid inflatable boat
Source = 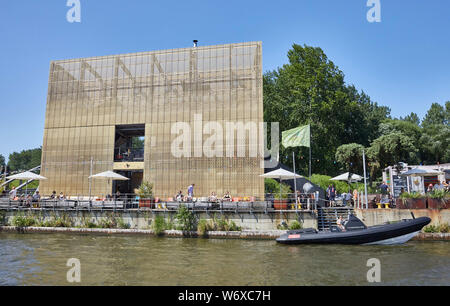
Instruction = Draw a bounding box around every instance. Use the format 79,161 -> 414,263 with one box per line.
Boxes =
276,214 -> 431,245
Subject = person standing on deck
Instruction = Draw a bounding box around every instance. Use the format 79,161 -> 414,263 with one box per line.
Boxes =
329,185 -> 336,207
187,184 -> 195,201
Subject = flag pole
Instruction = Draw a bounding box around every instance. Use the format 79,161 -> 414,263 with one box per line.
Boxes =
309,125 -> 312,180
293,151 -> 297,210
363,149 -> 368,209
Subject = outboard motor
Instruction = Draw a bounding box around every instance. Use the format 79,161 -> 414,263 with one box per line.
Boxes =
344,214 -> 367,231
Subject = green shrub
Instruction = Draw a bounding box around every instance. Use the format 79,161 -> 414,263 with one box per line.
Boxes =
427,189 -> 449,199
227,220 -> 241,231
399,192 -> 423,199
423,224 -> 450,233
277,221 -> 289,230
0,211 -> 6,226
98,214 -> 117,229
438,224 -> 450,233
175,205 -> 197,231
52,213 -> 73,227
289,220 -> 303,230
197,219 -> 210,237
117,218 -> 130,229
197,216 -> 241,235
423,225 -> 438,233
152,215 -> 168,236
11,213 -> 36,227
81,217 -> 98,228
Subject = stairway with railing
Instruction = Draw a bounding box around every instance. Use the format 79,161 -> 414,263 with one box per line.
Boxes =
317,206 -> 355,231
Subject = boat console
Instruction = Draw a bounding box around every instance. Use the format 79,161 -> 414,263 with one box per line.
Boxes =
344,214 -> 367,231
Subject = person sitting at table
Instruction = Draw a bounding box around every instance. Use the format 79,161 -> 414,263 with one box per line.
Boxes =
25,195 -> 33,207
175,190 -> 184,202
50,191 -> 57,199
209,192 -> 218,202
32,191 -> 41,202
58,192 -> 66,200
222,191 -> 232,202
9,187 -> 17,200
115,190 -> 121,200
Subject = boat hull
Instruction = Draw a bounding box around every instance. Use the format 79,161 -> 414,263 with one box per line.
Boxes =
276,217 -> 431,245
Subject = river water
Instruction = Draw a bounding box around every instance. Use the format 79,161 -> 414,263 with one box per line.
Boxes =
0,233 -> 449,286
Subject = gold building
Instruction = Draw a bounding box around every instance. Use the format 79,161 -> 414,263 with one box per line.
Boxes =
40,42 -> 264,199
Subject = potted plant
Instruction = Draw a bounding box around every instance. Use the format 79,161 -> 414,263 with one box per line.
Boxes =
273,183 -> 292,210
135,181 -> 154,208
427,190 -> 449,210
398,192 -> 426,209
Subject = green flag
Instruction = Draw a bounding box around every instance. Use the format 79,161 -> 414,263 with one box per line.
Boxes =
282,125 -> 310,148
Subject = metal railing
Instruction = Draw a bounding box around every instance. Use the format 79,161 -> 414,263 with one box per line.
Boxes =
0,192 -> 322,213
114,148 -> 144,162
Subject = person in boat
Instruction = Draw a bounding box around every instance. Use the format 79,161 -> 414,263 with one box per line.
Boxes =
222,191 -> 232,202
336,216 -> 346,231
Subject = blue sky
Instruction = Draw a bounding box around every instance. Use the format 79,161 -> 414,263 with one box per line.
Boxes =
1,0 -> 449,161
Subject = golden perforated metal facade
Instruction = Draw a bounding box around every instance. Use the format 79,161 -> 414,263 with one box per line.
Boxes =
40,42 -> 264,199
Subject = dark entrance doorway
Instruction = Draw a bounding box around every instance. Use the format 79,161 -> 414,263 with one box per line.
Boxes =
112,170 -> 143,195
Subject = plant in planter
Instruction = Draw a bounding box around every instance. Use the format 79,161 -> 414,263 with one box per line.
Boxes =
135,181 -> 154,208
272,182 -> 292,210
427,190 -> 449,209
398,192 -> 426,209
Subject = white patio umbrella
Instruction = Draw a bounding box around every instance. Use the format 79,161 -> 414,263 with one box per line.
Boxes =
88,171 -> 129,198
330,172 -> 363,183
260,168 -> 303,200
6,171 -> 47,181
89,171 -> 130,181
6,171 -> 47,195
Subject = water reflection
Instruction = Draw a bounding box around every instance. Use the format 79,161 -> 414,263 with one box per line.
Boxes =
0,233 -> 449,286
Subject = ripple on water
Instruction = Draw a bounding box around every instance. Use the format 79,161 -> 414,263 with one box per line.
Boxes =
0,233 -> 449,285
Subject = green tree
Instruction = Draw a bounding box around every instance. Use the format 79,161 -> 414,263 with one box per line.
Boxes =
419,125 -> 450,164
400,112 -> 421,126
422,103 -> 447,127
7,148 -> 42,172
367,132 -> 417,179
0,154 -> 5,168
263,44 -> 390,176
335,143 -> 365,178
